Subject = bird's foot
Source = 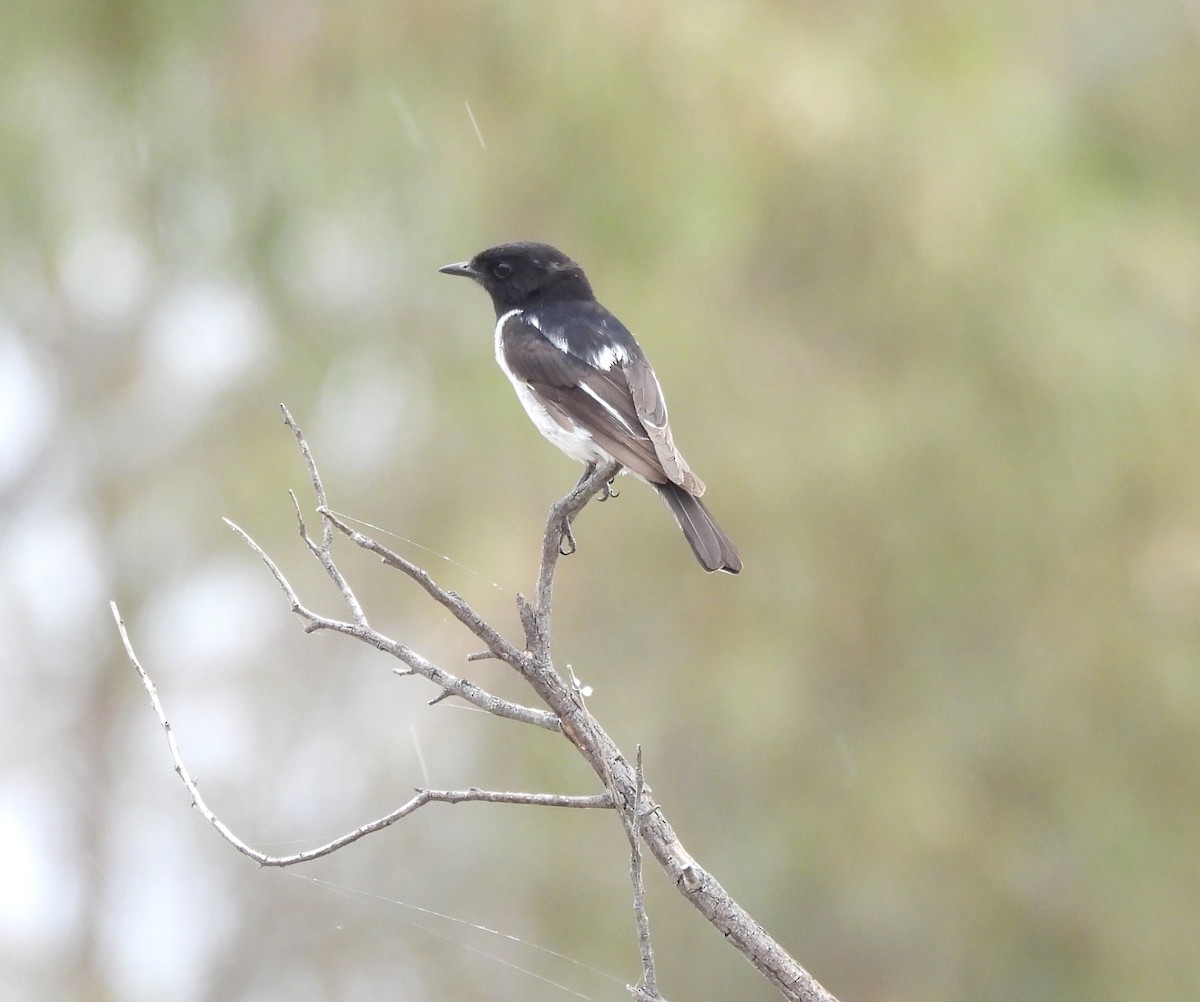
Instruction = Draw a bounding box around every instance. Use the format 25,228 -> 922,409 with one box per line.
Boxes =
558,519 -> 577,557
597,477 -> 619,501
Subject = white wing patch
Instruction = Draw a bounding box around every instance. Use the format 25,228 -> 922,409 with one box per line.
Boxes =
587,342 -> 628,371
524,311 -> 569,353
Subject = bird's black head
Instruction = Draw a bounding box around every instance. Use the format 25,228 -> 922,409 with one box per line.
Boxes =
439,242 -> 595,315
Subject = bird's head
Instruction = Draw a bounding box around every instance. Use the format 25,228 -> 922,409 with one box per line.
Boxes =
439,242 -> 594,314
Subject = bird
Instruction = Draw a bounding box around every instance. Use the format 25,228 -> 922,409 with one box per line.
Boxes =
439,241 -> 741,573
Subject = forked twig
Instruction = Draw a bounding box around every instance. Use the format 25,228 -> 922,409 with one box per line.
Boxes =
112,601 -> 610,867
220,516 -> 556,729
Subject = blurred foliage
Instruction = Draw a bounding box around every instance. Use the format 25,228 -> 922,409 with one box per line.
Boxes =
2,1 -> 1199,1000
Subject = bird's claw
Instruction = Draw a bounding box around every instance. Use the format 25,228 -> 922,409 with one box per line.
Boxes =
559,520 -> 577,557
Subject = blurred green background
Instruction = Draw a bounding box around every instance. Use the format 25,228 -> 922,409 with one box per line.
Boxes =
2,1 -> 1199,1000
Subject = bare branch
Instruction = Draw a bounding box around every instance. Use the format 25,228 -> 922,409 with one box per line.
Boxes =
518,484 -> 840,1001
125,409 -> 841,1002
320,506 -> 526,668
532,690 -> 837,1001
114,599 -> 609,866
623,745 -> 661,1001
281,402 -> 332,551
222,516 -> 350,631
222,517 -> 558,731
526,460 -> 621,661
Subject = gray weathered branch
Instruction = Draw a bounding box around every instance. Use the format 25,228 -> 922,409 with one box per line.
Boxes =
118,406 -> 838,1002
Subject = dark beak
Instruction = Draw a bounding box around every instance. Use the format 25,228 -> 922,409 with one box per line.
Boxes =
438,260 -> 478,279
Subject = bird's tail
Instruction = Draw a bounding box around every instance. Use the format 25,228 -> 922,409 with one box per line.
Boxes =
653,483 -> 742,574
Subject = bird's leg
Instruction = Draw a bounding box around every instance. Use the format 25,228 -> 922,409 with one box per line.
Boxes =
572,462 -> 598,492
555,465 -> 596,557
559,462 -> 622,555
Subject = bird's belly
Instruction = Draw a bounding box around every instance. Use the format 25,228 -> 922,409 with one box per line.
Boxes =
510,381 -> 609,465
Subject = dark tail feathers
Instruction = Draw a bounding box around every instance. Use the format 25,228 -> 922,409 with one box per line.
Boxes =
654,483 -> 742,574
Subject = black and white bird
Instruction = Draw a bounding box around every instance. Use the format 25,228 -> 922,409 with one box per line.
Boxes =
439,241 -> 741,574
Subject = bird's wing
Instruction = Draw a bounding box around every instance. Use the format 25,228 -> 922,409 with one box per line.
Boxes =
500,312 -> 702,492
623,352 -> 705,496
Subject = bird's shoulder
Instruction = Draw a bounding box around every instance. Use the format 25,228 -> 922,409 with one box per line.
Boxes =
506,300 -> 644,372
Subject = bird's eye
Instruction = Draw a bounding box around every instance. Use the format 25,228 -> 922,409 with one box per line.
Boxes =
492,262 -> 513,279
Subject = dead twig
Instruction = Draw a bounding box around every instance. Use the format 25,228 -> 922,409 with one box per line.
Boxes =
113,599 -> 608,867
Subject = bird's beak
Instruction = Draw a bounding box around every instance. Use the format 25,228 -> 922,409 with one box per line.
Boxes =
438,260 -> 478,279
